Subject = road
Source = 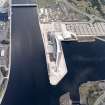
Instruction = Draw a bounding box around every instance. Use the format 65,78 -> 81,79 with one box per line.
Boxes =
12,0 -> 36,4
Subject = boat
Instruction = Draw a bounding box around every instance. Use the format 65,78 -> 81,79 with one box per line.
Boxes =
0,0 -> 11,103
40,23 -> 67,85
37,0 -> 68,85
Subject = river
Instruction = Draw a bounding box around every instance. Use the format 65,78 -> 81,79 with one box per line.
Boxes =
1,0 -> 105,105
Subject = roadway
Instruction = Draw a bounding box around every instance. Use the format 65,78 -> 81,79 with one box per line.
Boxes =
12,0 -> 36,4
